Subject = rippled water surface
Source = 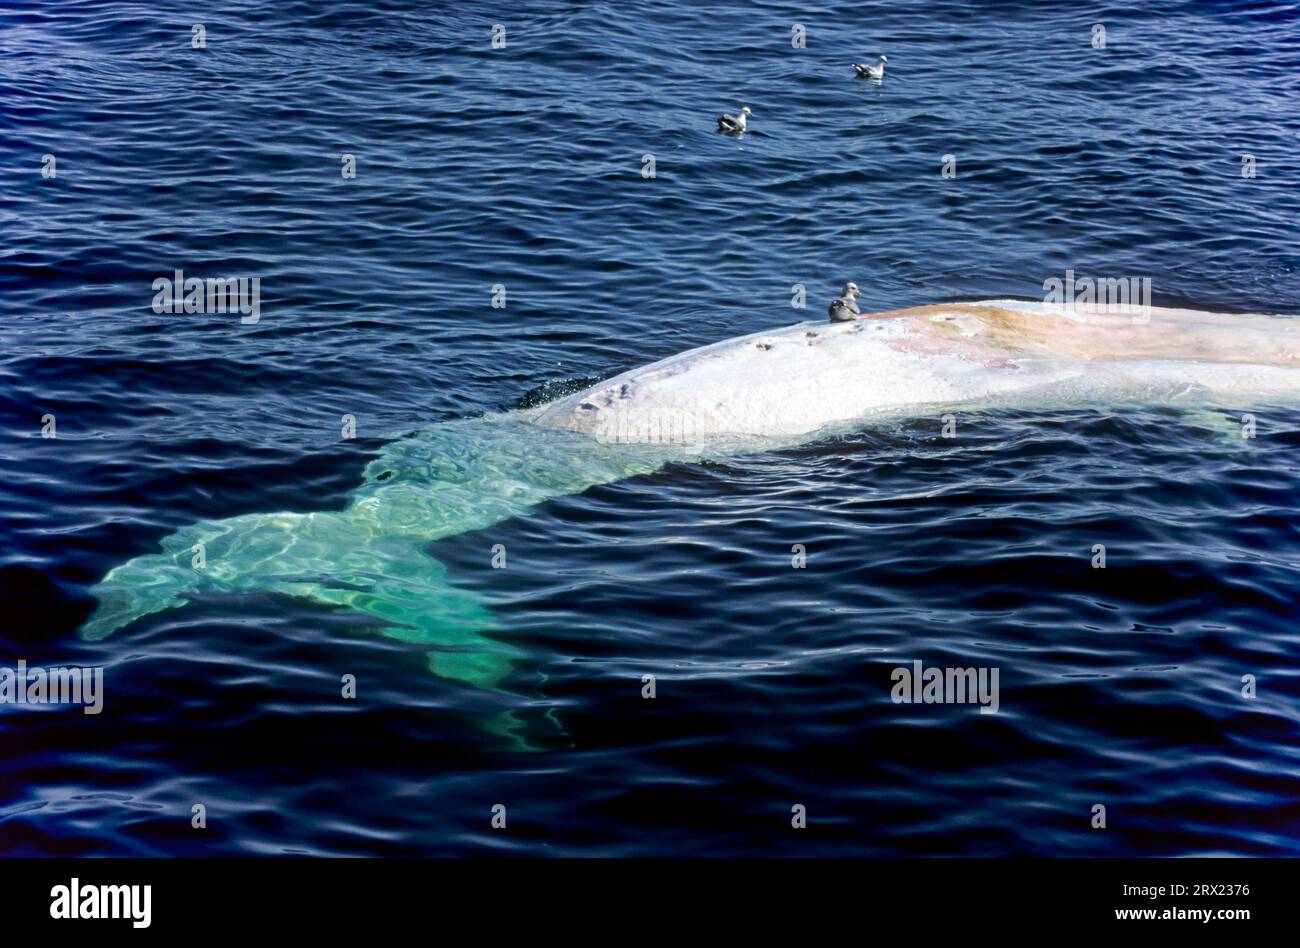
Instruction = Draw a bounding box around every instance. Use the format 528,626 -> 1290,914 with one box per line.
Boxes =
2,0 -> 1299,856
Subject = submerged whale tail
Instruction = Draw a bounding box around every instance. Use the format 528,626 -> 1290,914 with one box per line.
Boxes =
81,417 -> 675,747
82,509 -> 510,682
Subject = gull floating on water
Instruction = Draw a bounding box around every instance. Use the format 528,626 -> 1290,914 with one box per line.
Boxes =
716,106 -> 751,134
828,282 -> 861,322
853,56 -> 888,80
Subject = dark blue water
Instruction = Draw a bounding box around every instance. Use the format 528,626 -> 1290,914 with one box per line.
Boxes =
2,0 -> 1299,856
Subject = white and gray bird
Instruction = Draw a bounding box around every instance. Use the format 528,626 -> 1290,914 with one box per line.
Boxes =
853,55 -> 888,80
828,282 -> 862,323
716,105 -> 751,134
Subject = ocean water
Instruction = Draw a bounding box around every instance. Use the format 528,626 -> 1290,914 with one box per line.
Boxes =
2,0 -> 1299,856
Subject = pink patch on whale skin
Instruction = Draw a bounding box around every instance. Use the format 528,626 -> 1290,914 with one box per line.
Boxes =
886,331 -> 1019,369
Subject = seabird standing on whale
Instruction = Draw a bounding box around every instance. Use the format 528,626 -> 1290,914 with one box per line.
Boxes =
828,282 -> 861,322
853,56 -> 888,80
716,105 -> 751,134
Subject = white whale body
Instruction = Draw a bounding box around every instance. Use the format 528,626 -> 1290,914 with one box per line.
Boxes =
80,300 -> 1300,747
534,300 -> 1300,443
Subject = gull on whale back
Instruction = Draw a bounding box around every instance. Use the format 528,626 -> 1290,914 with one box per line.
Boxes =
80,300 -> 1300,747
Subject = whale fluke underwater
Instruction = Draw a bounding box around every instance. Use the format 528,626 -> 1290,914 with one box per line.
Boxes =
82,300 -> 1300,746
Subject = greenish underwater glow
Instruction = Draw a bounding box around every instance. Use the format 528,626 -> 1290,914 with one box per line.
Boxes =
83,416 -> 679,747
